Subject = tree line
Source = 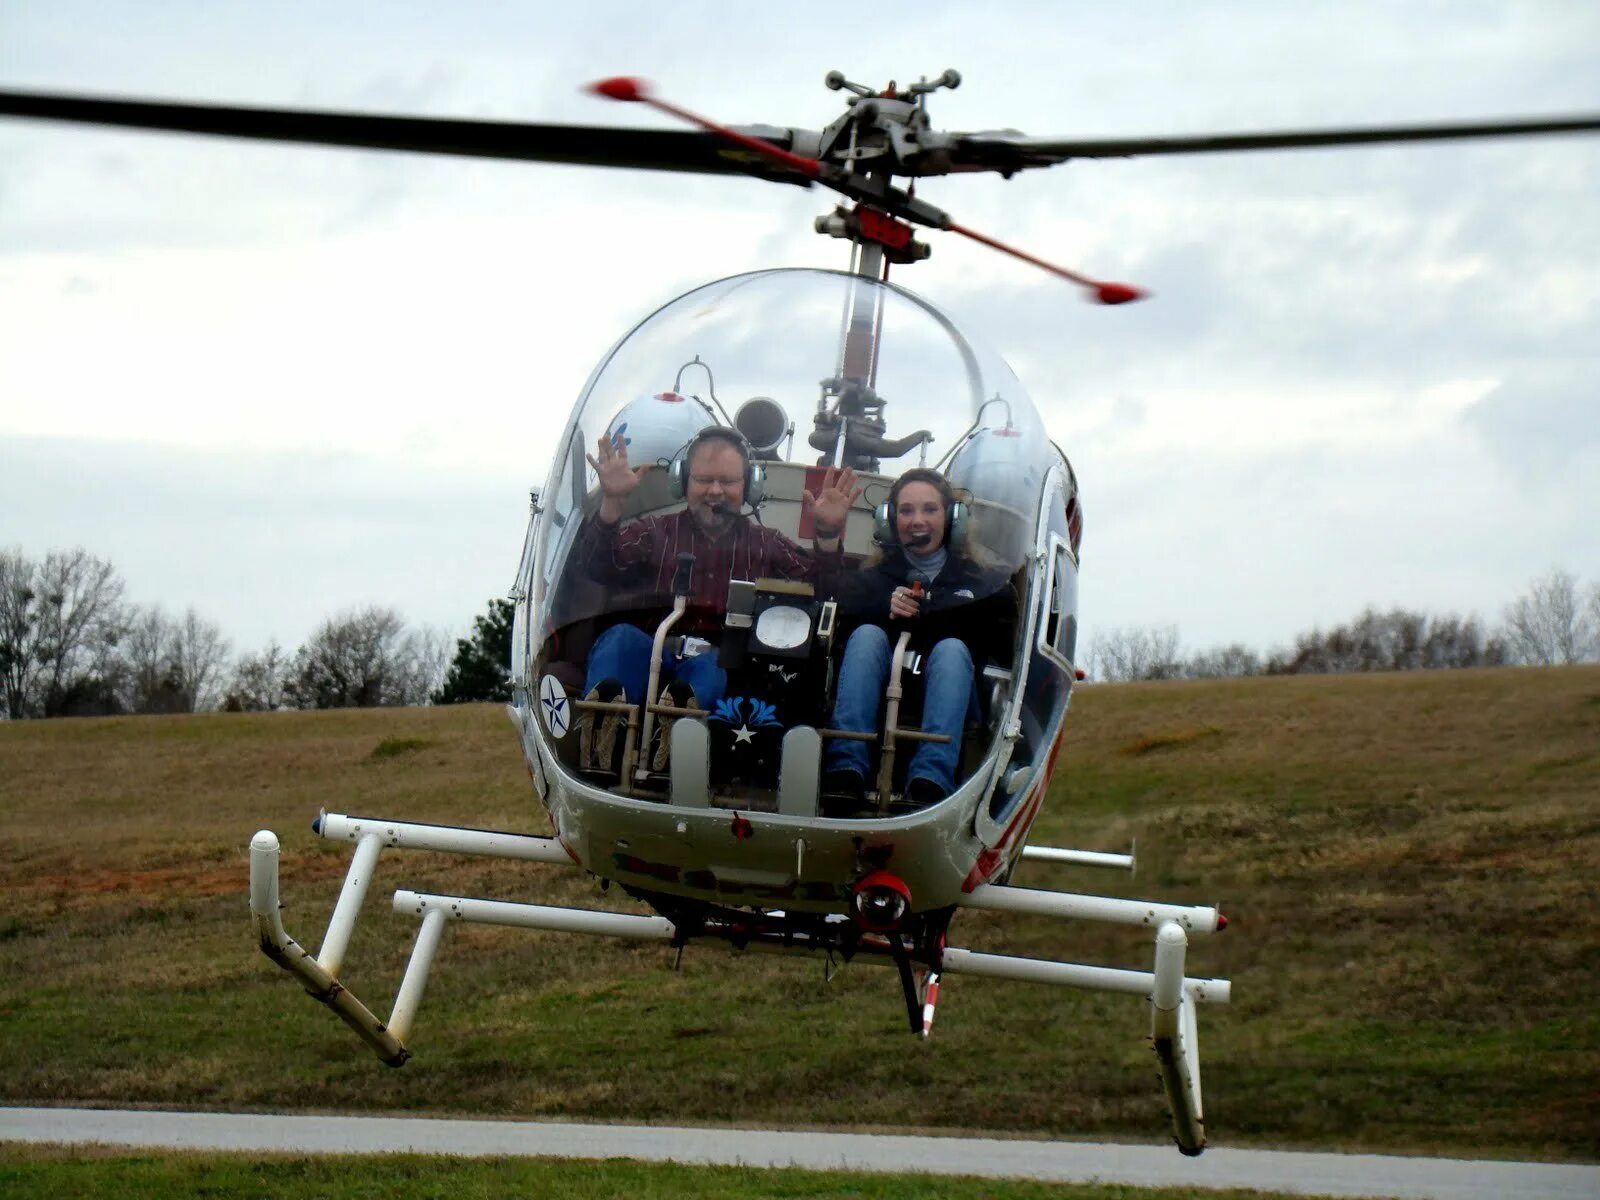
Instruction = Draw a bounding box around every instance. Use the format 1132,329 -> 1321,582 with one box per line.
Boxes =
5,546 -> 1595,715
1087,568 -> 1600,683
1,547 -> 512,720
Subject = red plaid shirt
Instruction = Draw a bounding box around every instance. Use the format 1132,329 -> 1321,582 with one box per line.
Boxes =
581,511 -> 841,634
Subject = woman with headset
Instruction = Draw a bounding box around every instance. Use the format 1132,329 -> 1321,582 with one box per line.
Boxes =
821,468 -> 1014,812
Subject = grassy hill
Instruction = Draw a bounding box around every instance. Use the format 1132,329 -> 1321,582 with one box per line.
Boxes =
1,666 -> 1596,1161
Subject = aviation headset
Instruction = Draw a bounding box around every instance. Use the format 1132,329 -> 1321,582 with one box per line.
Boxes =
872,468 -> 969,548
667,425 -> 766,508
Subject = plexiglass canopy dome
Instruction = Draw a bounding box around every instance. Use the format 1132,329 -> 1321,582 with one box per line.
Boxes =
532,268 -> 1064,640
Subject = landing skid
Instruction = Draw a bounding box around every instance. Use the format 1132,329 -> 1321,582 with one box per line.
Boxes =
248,811 -> 1230,1154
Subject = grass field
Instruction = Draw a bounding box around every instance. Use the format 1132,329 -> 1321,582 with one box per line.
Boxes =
0,1145 -> 1310,1200
2,666 -> 1597,1163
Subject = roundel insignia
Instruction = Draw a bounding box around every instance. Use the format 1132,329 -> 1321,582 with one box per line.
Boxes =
538,674 -> 571,739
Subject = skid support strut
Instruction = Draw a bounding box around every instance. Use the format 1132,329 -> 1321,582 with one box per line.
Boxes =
247,814 -> 579,1067
956,881 -> 1228,1155
249,831 -> 410,1065
248,813 -> 1229,1156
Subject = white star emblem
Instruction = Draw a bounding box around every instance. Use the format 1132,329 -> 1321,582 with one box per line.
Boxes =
733,724 -> 756,744
538,675 -> 570,738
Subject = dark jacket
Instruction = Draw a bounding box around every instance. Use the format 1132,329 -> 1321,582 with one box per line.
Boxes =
837,546 -> 1017,668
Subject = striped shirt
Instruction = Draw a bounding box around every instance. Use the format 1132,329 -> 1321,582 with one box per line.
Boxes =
580,511 -> 841,635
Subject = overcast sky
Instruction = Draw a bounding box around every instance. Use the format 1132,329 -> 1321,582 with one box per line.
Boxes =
3,2 -> 1597,658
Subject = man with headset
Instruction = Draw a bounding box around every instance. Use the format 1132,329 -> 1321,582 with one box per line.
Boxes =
578,425 -> 860,767
821,467 -> 1013,811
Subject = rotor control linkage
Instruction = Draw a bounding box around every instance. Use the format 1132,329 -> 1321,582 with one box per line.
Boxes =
588,75 -> 1144,304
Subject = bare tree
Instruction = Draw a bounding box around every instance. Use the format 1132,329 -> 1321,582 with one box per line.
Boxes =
1184,643 -> 1262,678
398,625 -> 452,707
169,606 -> 231,712
0,548 -> 127,718
1502,569 -> 1596,666
225,641 -> 290,712
1589,582 -> 1600,655
0,548 -> 38,719
285,606 -> 439,709
1088,625 -> 1182,682
121,605 -> 183,713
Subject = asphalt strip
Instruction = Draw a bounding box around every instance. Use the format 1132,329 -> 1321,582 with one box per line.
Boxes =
3,1108 -> 1597,1200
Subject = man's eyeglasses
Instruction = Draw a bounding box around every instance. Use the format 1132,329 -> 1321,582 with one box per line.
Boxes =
690,475 -> 743,489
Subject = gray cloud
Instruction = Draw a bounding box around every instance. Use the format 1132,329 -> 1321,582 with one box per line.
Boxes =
1,436 -> 533,651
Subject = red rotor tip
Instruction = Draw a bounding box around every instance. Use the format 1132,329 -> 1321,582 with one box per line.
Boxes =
1093,283 -> 1146,306
590,76 -> 649,102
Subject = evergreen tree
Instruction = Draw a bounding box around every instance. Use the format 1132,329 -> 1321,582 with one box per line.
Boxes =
434,598 -> 514,704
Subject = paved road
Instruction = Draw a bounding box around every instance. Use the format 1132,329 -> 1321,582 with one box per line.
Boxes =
4,1108 -> 1596,1200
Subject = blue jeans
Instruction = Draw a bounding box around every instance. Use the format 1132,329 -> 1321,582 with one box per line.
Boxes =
824,624 -> 976,793
584,623 -> 728,708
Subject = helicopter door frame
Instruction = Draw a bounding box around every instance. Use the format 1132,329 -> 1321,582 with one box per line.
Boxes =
1034,531 -> 1076,674
972,460 -> 1068,848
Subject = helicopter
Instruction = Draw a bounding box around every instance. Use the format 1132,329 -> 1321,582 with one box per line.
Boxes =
4,74 -> 1597,1157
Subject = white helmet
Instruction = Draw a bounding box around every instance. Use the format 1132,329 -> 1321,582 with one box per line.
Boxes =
602,391 -> 718,471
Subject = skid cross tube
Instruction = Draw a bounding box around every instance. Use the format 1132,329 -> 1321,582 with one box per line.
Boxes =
387,889 -> 1231,1004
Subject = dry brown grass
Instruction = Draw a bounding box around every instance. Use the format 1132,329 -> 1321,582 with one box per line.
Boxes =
1,667 -> 1597,1160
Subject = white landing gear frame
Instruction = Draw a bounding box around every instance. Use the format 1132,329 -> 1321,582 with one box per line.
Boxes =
248,810 -> 1230,1154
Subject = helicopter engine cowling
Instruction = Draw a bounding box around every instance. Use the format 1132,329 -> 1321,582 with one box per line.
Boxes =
603,391 -> 718,471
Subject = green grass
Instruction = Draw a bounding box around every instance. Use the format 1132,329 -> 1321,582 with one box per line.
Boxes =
2,666 -> 1598,1161
0,1147 -> 1322,1200
368,735 -> 434,760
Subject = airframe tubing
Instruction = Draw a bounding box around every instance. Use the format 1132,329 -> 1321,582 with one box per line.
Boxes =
387,890 -> 1229,1004
253,819 -> 578,1068
940,947 -> 1229,1004
387,907 -> 446,1044
394,892 -> 677,940
248,831 -> 409,1066
1020,845 -> 1135,871
315,811 -> 576,865
962,882 -> 1221,933
317,832 -> 381,978
1151,921 -> 1206,1154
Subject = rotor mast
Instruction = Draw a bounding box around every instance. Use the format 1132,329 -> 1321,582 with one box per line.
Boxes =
812,71 -> 955,470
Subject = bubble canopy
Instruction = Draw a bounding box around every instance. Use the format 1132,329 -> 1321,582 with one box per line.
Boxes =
528,269 -> 1064,786
536,269 -> 1055,594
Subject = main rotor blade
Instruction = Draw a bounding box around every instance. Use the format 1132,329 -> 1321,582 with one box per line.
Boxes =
0,88 -> 812,184
953,113 -> 1600,171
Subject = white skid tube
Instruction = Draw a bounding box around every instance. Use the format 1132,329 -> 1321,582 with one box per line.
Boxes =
313,810 -> 575,863
394,892 -> 677,941
962,882 -> 1224,934
1020,844 -> 1135,872
1152,921 -> 1206,1155
959,881 -> 1228,1154
250,815 -> 1229,1155
940,947 -> 1230,1004
248,815 -> 579,1066
248,831 -> 409,1066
